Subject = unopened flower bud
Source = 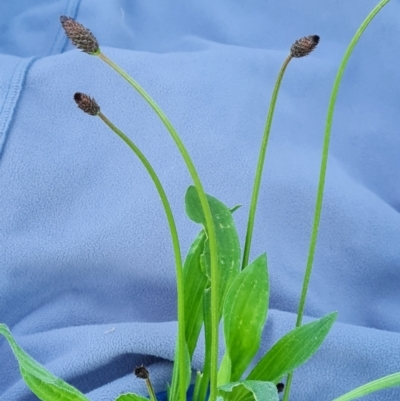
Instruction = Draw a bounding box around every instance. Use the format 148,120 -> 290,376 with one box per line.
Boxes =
74,93 -> 100,116
290,35 -> 320,58
60,16 -> 99,54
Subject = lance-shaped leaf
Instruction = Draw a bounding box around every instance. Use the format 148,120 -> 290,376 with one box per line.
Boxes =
331,372 -> 400,401
183,230 -> 209,358
247,312 -> 338,383
182,199 -> 241,374
218,380 -> 279,401
221,254 -> 269,383
185,186 -> 241,317
217,353 -> 232,387
169,339 -> 191,401
0,324 -> 90,401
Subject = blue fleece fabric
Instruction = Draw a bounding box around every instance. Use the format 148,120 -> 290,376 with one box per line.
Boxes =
1,1 -> 400,400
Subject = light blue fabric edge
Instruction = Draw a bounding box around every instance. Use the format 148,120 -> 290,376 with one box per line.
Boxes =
0,0 -> 82,160
0,57 -> 37,159
49,0 -> 82,55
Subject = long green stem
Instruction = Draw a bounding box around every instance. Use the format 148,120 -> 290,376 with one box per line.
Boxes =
242,55 -> 292,270
197,290 -> 213,401
97,111 -> 185,400
197,356 -> 211,401
192,371 -> 202,401
145,376 -> 159,401
283,1 -> 392,400
97,52 -> 220,401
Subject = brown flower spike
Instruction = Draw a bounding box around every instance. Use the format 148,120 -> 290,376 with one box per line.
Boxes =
290,35 -> 320,58
74,93 -> 100,116
134,365 -> 150,380
60,16 -> 99,54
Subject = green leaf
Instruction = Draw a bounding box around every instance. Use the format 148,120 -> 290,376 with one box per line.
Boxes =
115,394 -> 149,401
169,339 -> 191,401
0,324 -> 90,401
248,312 -> 337,383
218,380 -> 279,401
183,230 -> 209,358
217,353 -> 232,386
331,372 -> 400,401
196,287 -> 213,401
222,254 -> 269,383
230,204 -> 242,213
185,186 -> 241,317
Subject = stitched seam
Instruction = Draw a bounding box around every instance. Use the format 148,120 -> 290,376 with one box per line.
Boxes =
0,57 -> 37,159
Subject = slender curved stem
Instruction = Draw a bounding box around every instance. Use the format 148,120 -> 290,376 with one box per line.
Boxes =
332,372 -> 400,401
97,111 -> 184,401
242,55 -> 292,270
97,52 -> 220,401
192,371 -> 202,401
283,1 -> 392,400
145,376 -> 159,401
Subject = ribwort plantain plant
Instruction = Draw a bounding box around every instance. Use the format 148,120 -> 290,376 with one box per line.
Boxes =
1,1 -> 399,401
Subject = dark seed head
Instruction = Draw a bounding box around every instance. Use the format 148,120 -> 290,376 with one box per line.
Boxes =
276,383 -> 285,393
74,93 -> 100,116
60,16 -> 99,54
290,35 -> 320,58
134,365 -> 149,380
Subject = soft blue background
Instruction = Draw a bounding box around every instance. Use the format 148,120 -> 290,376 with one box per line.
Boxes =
1,1 -> 400,400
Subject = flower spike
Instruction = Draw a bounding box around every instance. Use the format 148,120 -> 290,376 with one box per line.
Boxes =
290,35 -> 320,58
60,16 -> 99,54
134,365 -> 157,401
73,93 -> 100,116
134,365 -> 150,380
